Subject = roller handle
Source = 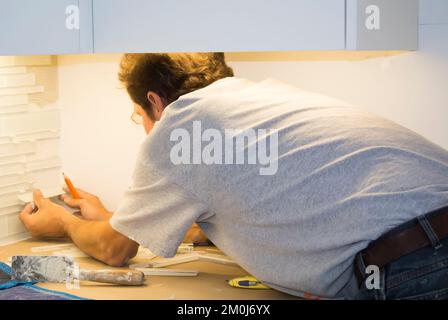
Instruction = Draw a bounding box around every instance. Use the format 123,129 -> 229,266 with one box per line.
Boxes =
78,269 -> 145,286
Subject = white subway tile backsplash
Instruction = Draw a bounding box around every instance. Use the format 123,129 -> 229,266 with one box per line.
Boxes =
0,56 -> 59,243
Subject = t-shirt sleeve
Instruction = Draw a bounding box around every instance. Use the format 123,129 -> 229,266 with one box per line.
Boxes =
109,159 -> 208,258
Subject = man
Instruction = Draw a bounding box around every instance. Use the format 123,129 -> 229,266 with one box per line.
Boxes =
20,53 -> 448,300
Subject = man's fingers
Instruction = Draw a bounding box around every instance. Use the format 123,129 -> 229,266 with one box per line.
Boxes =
19,203 -> 34,227
33,189 -> 46,208
60,194 -> 83,208
62,186 -> 89,199
73,187 -> 90,198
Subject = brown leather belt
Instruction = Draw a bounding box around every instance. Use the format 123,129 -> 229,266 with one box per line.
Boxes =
354,205 -> 448,287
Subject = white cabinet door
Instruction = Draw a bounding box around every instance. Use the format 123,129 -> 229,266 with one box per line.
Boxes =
346,0 -> 418,50
92,0 -> 346,53
0,0 -> 93,55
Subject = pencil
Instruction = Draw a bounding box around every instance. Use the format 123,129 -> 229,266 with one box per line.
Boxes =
63,173 -> 80,199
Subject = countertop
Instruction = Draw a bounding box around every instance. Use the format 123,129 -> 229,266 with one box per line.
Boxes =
0,239 -> 297,300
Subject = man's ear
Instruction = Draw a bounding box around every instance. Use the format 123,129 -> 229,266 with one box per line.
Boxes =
147,91 -> 166,120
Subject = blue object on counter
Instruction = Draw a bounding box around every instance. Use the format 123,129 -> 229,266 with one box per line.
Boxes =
0,262 -> 89,300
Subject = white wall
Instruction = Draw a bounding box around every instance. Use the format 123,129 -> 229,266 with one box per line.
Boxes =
228,31 -> 448,152
57,55 -> 145,210
58,0 -> 448,211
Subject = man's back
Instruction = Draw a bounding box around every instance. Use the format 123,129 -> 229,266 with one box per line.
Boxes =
112,77 -> 448,299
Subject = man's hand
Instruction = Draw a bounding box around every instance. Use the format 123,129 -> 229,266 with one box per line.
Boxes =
20,189 -> 138,267
60,188 -> 112,221
19,190 -> 71,239
183,223 -> 208,243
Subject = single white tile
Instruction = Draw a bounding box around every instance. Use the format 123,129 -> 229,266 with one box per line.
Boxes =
0,232 -> 30,246
0,140 -> 36,157
30,243 -> 75,252
0,154 -> 25,166
0,204 -> 24,216
13,130 -> 60,142
0,104 -> 29,114
0,74 -> 35,88
0,216 -> 7,238
0,173 -> 29,187
197,253 -> 238,266
25,139 -> 59,162
0,85 -> 44,96
134,268 -> 198,277
52,248 -> 89,258
17,187 -> 65,203
26,157 -> 62,171
26,163 -> 62,189
0,136 -> 11,144
0,181 -> 32,195
0,67 -> 27,75
0,94 -> 28,107
7,213 -> 27,235
151,253 -> 199,268
0,108 -> 60,136
0,162 -> 25,177
0,191 -> 22,207
0,56 -> 52,67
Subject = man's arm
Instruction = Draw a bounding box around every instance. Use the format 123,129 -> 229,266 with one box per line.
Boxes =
62,215 -> 139,267
61,188 -> 209,244
20,190 -> 138,267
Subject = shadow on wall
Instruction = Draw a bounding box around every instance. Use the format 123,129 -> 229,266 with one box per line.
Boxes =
55,51 -> 406,66
225,51 -> 405,62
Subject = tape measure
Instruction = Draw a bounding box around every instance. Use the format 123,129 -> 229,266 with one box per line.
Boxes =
227,276 -> 271,290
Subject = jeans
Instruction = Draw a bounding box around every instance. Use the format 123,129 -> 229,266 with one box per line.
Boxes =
355,233 -> 448,300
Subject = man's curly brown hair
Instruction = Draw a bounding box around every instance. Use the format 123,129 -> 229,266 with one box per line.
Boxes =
118,52 -> 234,119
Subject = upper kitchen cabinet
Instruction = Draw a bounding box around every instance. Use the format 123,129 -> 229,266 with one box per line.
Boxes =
346,0 -> 419,50
92,0 -> 418,53
0,0 -> 419,55
0,0 -> 93,55
92,0 -> 347,53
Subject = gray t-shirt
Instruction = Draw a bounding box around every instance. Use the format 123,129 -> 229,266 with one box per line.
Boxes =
110,77 -> 448,299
